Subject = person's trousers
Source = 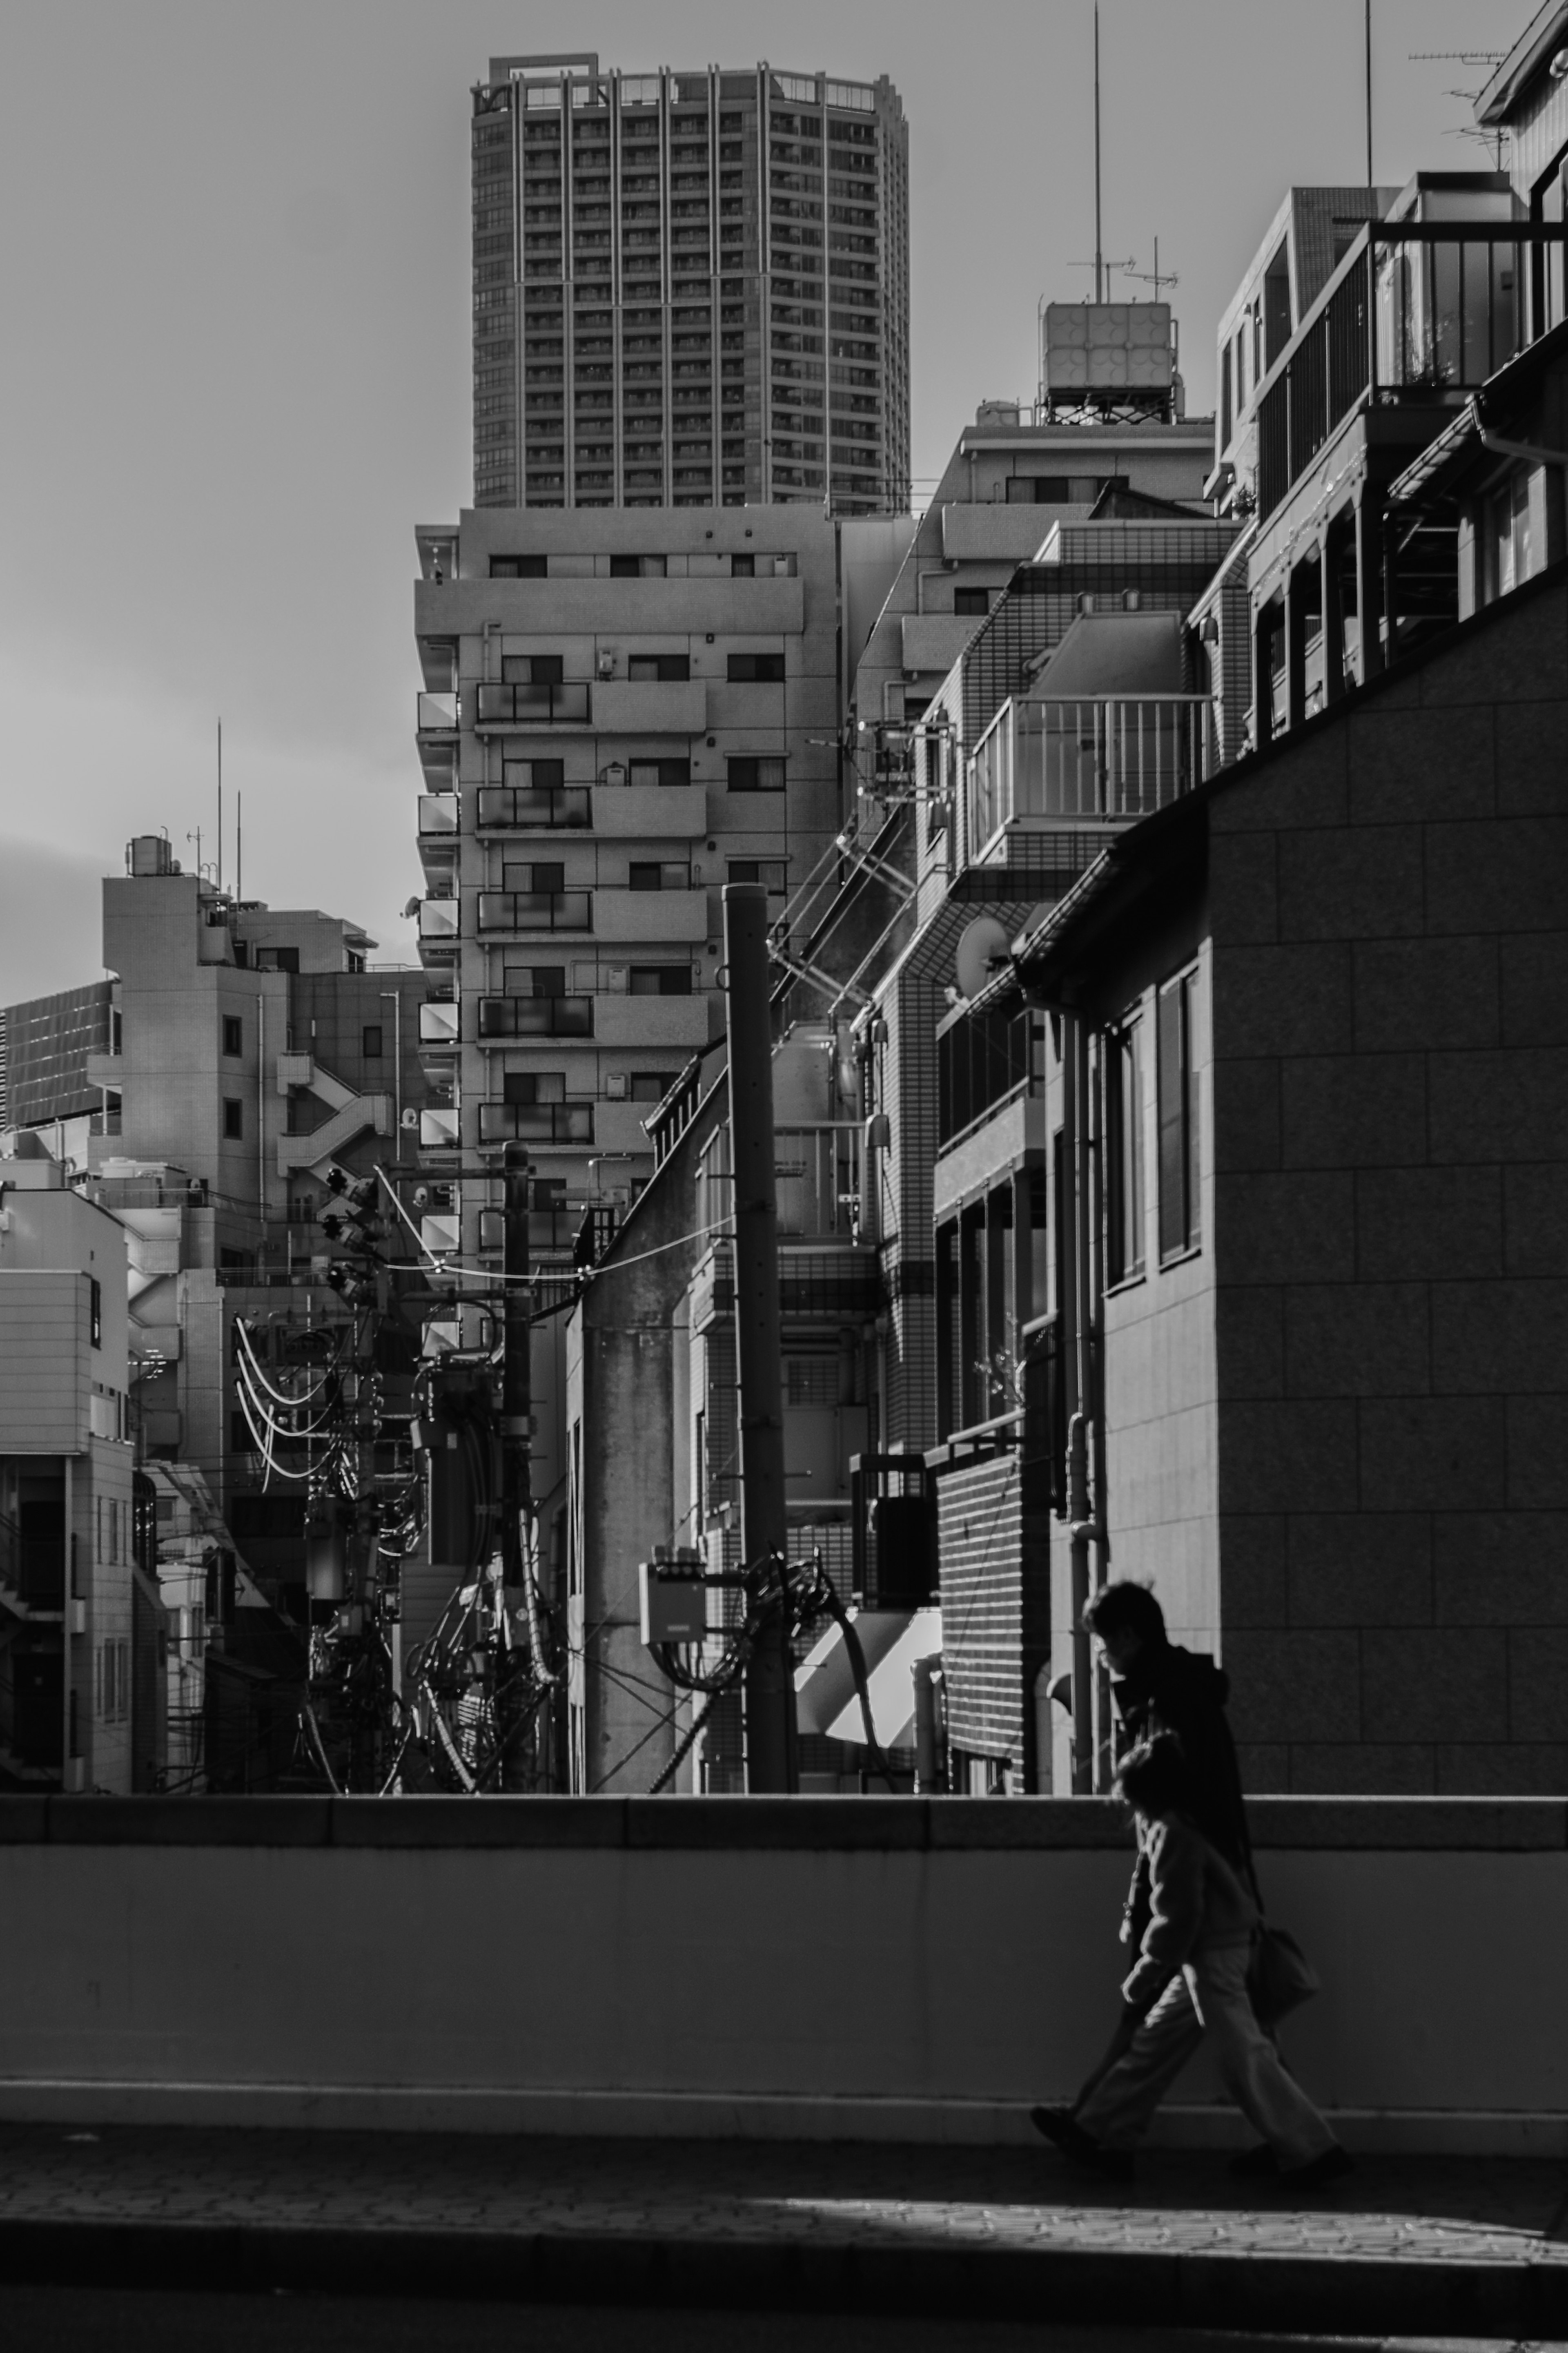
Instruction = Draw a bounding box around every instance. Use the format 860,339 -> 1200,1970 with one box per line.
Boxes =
1074,1940 -> 1337,2169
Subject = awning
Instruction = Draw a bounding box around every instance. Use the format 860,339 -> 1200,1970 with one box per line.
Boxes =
794,1606 -> 942,1751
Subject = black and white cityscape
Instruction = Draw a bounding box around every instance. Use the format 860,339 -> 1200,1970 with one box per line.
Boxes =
0,3 -> 1562,2346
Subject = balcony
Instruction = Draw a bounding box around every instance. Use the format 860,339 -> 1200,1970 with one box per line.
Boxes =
588,680 -> 708,736
1256,218 -> 1566,525
590,783 -> 708,839
592,994 -> 712,1050
417,795 -> 459,838
416,692 -> 458,734
592,888 -> 708,943
479,995 -> 594,1040
420,1212 -> 459,1256
695,1124 -> 863,1246
478,1102 -> 595,1146
473,681 -> 591,729
417,898 -> 459,941
420,1108 -> 459,1151
967,695 -> 1211,864
477,784 -> 590,831
477,890 -> 592,935
418,1001 -> 460,1046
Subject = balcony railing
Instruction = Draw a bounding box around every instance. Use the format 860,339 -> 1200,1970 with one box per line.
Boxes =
478,1102 -> 595,1145
477,890 -> 592,934
420,1108 -> 460,1150
967,694 -> 1211,859
480,995 -> 594,1039
695,1123 -> 862,1243
477,784 -> 591,831
417,795 -> 459,836
417,898 -> 459,940
1256,221 -> 1567,524
416,692 -> 458,733
474,681 -> 592,727
418,1001 -> 460,1045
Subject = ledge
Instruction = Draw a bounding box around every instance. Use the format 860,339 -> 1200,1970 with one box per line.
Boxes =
0,1794 -> 1563,1852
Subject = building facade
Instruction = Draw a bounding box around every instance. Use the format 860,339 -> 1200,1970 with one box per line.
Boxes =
470,55 -> 909,514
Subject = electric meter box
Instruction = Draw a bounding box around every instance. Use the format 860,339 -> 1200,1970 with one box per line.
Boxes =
639,1558 -> 708,1645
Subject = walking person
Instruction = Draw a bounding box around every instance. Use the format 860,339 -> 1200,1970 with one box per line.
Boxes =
1031,1734 -> 1350,2188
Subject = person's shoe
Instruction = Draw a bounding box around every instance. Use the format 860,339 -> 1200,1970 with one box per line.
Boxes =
1227,2143 -> 1279,2179
1279,2144 -> 1354,2192
1028,2106 -> 1136,2182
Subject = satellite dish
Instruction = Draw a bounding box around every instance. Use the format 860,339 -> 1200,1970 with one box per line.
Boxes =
953,915 -> 1012,1001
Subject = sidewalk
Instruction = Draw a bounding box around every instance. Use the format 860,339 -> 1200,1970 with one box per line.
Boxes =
0,2124 -> 1563,2339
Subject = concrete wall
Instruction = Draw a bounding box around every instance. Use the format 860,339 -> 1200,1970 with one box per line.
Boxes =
1208,574 -> 1568,1793
0,1794 -> 1558,2154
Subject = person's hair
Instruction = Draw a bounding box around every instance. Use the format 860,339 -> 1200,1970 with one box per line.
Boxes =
1081,1580 -> 1167,1646
1116,1732 -> 1190,1820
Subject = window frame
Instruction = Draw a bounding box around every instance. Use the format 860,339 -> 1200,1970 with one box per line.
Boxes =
221,1015 -> 243,1059
1156,968 -> 1201,1264
1105,1017 -> 1145,1289
222,1098 -> 245,1143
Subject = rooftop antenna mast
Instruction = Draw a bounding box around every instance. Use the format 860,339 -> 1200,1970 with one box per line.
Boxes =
1093,4 -> 1103,303
216,718 -> 222,896
1364,0 -> 1373,188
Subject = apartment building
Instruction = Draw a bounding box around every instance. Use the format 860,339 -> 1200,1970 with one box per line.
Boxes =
470,54 -> 909,514
853,386 -> 1214,736
411,503 -> 908,1577
0,1135 -> 136,1793
0,849 -> 429,1606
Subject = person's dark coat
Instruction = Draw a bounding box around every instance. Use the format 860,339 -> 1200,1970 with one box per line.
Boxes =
1111,1642 -> 1252,1944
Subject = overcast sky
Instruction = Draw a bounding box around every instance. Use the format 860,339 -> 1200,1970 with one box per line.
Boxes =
0,0 -> 1512,1001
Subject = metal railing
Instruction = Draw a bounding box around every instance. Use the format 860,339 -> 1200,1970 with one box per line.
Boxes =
473,681 -> 591,727
477,784 -> 590,830
1256,221 -> 1567,524
476,890 -> 592,934
478,1102 -> 595,1146
967,694 -> 1211,856
695,1122 -> 862,1243
479,995 -> 594,1039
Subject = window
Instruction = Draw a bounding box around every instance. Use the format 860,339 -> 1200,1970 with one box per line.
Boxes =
503,756 -> 566,792
727,651 -> 786,681
222,1016 -> 243,1057
630,965 -> 692,996
627,652 -> 690,681
362,1025 -> 383,1059
628,757 -> 690,787
503,861 -> 566,894
89,1278 -> 102,1349
505,964 -> 566,997
231,1409 -> 253,1451
1106,1021 -> 1145,1286
1156,971 -> 1200,1260
628,861 -> 690,891
730,552 -> 755,576
728,859 -> 788,893
254,946 -> 299,973
727,756 -> 786,791
502,653 -> 565,684
492,554 -> 548,578
1006,476 -> 1069,503
223,1099 -> 244,1142
610,553 -> 667,577
630,1072 -> 676,1102
953,587 -> 990,616
503,1071 -> 565,1105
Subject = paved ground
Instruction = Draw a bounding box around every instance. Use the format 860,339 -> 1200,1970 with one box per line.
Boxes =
0,2127 -> 1563,2340
3,2284 -> 1564,2353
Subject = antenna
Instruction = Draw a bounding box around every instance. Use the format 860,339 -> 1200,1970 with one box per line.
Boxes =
1125,238 -> 1178,302
1364,0 -> 1373,187
1093,4 -> 1103,303
217,718 -> 223,896
237,792 -> 243,904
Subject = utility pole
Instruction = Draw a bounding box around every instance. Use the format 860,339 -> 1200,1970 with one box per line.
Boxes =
499,1142 -> 534,1787
1093,4 -> 1103,304
723,884 -> 797,1794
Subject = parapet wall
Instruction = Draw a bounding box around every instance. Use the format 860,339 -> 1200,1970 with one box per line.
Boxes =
1,1795 -> 1561,2152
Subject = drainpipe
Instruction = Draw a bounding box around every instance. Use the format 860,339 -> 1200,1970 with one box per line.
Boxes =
1062,1008 -> 1093,1796
257,995 -> 266,1229
1086,1023 -> 1111,1790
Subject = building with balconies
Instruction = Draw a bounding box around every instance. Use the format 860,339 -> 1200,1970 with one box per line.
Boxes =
0,842 -> 429,1612
1195,160 -> 1566,761
412,501 -> 908,1623
469,55 -> 909,515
